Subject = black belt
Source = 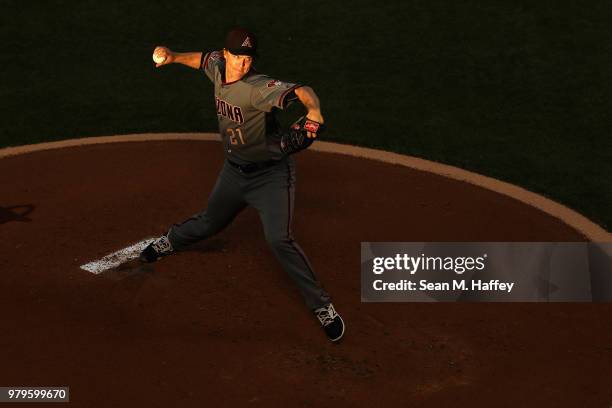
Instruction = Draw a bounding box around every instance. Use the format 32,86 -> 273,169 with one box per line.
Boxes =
228,159 -> 279,174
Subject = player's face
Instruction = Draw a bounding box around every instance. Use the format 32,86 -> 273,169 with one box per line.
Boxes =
224,50 -> 253,78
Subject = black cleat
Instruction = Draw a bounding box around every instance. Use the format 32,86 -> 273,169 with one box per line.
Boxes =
314,303 -> 345,342
140,235 -> 174,263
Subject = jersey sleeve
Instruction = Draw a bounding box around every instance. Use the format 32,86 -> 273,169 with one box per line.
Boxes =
199,50 -> 224,82
250,78 -> 302,112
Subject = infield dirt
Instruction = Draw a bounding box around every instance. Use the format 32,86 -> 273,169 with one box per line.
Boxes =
1,141 -> 610,407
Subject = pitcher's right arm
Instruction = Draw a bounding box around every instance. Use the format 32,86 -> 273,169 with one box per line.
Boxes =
153,46 -> 202,69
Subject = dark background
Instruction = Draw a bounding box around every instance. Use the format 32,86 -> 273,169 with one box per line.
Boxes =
2,0 -> 610,229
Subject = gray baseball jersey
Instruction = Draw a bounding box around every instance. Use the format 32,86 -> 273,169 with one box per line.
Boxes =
201,50 -> 301,164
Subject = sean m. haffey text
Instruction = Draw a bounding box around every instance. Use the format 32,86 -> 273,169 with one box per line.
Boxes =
372,253 -> 487,275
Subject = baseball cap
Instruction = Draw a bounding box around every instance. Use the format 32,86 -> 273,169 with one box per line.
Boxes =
225,27 -> 258,57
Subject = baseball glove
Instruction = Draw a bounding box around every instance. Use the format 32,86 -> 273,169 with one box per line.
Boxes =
278,116 -> 326,155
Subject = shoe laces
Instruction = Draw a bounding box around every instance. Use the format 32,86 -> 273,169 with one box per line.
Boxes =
315,304 -> 338,327
152,235 -> 173,254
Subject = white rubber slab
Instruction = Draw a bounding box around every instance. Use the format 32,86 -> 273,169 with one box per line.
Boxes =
80,238 -> 154,274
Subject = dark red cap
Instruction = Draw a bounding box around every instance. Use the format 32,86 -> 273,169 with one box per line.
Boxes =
225,27 -> 257,57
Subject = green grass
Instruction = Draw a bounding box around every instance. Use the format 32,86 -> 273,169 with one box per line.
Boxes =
2,1 -> 611,229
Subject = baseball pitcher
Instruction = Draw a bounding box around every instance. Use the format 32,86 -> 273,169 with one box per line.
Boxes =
142,27 -> 345,342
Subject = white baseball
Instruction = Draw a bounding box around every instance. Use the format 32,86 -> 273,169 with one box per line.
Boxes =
152,51 -> 166,64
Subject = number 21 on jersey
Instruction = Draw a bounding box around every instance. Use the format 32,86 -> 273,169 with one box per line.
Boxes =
227,128 -> 246,145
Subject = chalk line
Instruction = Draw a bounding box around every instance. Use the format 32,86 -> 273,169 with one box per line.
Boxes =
80,238 -> 154,274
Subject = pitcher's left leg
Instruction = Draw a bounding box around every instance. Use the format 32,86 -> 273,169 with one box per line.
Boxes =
247,161 -> 345,341
246,161 -> 330,311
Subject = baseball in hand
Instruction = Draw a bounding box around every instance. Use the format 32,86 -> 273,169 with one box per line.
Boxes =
153,47 -> 168,64
152,49 -> 167,64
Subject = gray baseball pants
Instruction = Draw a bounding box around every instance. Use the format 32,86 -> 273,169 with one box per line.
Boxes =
167,156 -> 331,310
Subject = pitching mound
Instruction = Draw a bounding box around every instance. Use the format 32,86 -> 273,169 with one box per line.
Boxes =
1,140 -> 609,407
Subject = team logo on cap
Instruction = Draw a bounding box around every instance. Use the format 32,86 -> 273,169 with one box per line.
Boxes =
241,36 -> 253,48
